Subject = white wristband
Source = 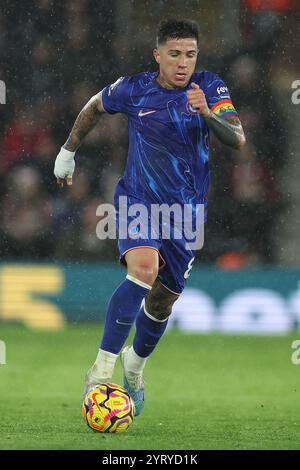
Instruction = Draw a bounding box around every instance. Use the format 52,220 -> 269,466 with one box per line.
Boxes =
59,147 -> 75,161
54,147 -> 76,179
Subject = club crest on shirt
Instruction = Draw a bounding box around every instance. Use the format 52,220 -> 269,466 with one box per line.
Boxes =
186,101 -> 198,115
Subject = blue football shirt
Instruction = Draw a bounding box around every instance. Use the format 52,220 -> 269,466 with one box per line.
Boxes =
101,71 -> 238,210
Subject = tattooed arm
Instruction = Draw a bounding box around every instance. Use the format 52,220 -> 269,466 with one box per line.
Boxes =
54,93 -> 104,187
63,92 -> 104,152
203,112 -> 246,150
187,82 -> 246,150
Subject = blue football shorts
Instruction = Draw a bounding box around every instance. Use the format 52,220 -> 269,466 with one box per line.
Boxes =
114,193 -> 196,294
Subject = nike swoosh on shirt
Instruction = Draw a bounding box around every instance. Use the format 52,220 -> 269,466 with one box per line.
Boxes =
138,110 -> 157,117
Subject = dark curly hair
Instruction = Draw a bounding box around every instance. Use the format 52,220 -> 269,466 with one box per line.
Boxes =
156,19 -> 199,47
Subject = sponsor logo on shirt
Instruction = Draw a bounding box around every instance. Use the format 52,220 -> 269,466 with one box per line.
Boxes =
217,86 -> 229,95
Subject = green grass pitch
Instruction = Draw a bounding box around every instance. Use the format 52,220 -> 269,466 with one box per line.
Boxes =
0,323 -> 300,450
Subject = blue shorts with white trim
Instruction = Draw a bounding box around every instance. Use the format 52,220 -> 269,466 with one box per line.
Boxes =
115,193 -> 196,294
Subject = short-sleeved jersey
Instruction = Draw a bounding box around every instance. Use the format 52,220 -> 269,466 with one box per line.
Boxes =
101,71 -> 238,211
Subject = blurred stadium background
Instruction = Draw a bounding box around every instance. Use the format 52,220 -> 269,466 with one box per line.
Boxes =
1,0 -> 300,451
0,0 -> 299,332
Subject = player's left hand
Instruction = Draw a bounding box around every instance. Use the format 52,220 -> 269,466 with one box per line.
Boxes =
187,83 -> 211,118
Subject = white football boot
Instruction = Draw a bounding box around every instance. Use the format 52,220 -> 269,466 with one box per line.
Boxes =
121,346 -> 145,416
82,365 -> 112,404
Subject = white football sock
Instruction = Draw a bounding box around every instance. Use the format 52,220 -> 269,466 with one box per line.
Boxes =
91,348 -> 118,380
126,346 -> 148,375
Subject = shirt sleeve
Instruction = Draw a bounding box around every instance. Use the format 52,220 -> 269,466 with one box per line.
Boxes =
101,76 -> 130,114
205,73 -> 239,120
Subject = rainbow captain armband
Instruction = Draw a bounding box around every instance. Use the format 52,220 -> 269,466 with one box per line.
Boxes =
211,99 -> 238,119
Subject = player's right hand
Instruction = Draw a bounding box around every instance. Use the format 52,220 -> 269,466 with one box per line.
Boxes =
54,147 -> 76,187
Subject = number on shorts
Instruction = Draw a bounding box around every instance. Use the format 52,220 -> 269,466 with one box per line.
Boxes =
184,257 -> 195,279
